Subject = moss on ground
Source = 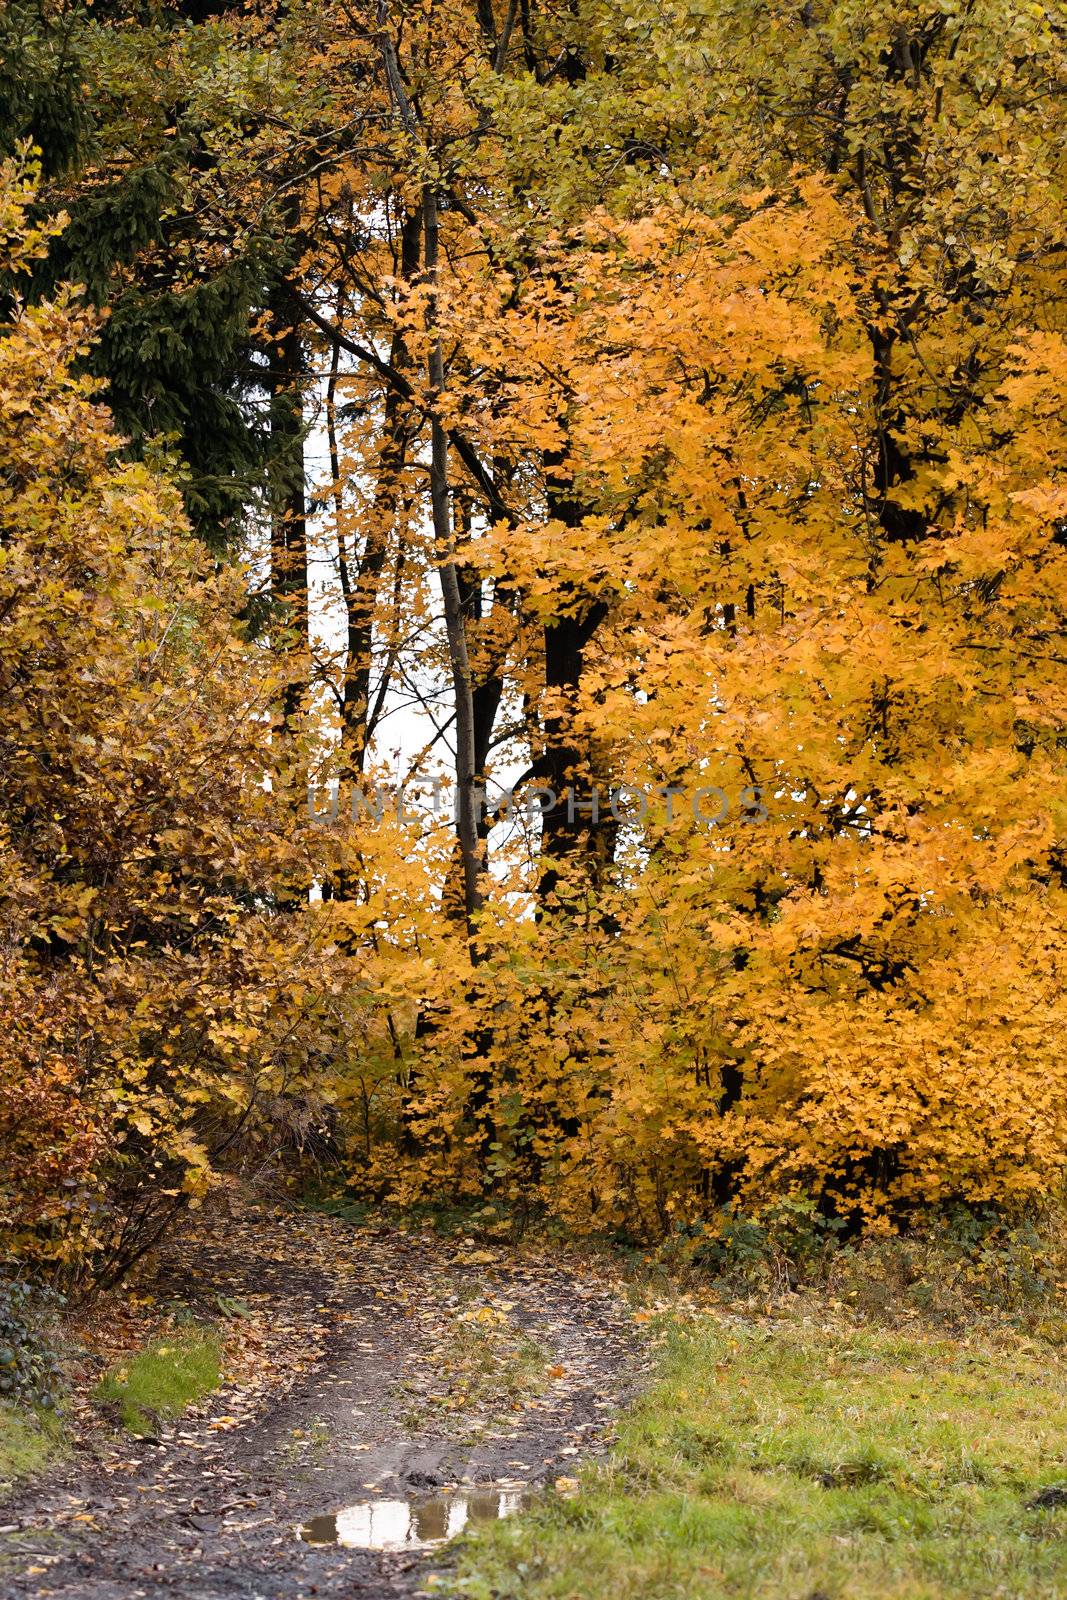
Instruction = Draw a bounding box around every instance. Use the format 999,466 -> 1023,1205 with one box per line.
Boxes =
95,1326 -> 221,1436
0,1403 -> 62,1493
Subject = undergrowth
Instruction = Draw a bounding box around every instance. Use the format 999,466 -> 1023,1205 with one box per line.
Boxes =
633,1197 -> 1067,1344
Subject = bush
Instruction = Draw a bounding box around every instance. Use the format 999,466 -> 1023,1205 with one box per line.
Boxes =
0,153 -> 356,1286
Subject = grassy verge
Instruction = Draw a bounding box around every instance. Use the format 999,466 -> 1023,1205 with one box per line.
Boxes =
0,1404 -> 62,1494
452,1312 -> 1067,1600
95,1324 -> 221,1436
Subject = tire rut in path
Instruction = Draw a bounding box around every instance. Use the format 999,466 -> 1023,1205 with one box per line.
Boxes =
0,1211 -> 642,1600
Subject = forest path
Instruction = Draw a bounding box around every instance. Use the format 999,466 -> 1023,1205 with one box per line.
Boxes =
0,1204 -> 642,1600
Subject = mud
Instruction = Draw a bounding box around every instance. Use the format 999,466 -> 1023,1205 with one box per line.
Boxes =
0,1210 -> 641,1599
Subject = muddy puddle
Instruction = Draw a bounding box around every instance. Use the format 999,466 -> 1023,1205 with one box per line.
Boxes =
298,1487 -> 526,1551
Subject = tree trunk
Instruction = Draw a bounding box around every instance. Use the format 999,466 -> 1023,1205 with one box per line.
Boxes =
266,275 -> 307,729
424,185 -> 485,942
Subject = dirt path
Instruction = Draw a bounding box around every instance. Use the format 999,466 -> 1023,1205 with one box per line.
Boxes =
0,1206 -> 641,1599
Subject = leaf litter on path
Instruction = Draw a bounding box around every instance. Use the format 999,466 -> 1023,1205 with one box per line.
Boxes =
0,1197 -> 642,1600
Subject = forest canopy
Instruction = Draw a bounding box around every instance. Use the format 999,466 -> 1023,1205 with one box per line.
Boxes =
1,0 -> 1065,1280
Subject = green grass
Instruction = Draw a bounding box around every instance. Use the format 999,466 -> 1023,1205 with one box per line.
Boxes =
95,1325 -> 222,1436
452,1314 -> 1067,1599
0,1402 -> 62,1492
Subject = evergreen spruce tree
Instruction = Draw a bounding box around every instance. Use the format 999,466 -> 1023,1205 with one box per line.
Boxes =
0,0 -> 287,552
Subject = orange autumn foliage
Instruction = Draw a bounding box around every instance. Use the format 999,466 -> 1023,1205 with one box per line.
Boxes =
3,0 -> 1065,1265
0,156 -> 357,1278
354,177 -> 1067,1229
274,0 -> 1067,1231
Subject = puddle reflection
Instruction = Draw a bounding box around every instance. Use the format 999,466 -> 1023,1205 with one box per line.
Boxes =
299,1488 -> 525,1550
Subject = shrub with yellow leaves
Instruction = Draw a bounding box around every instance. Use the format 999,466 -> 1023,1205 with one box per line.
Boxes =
0,153 -> 353,1282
